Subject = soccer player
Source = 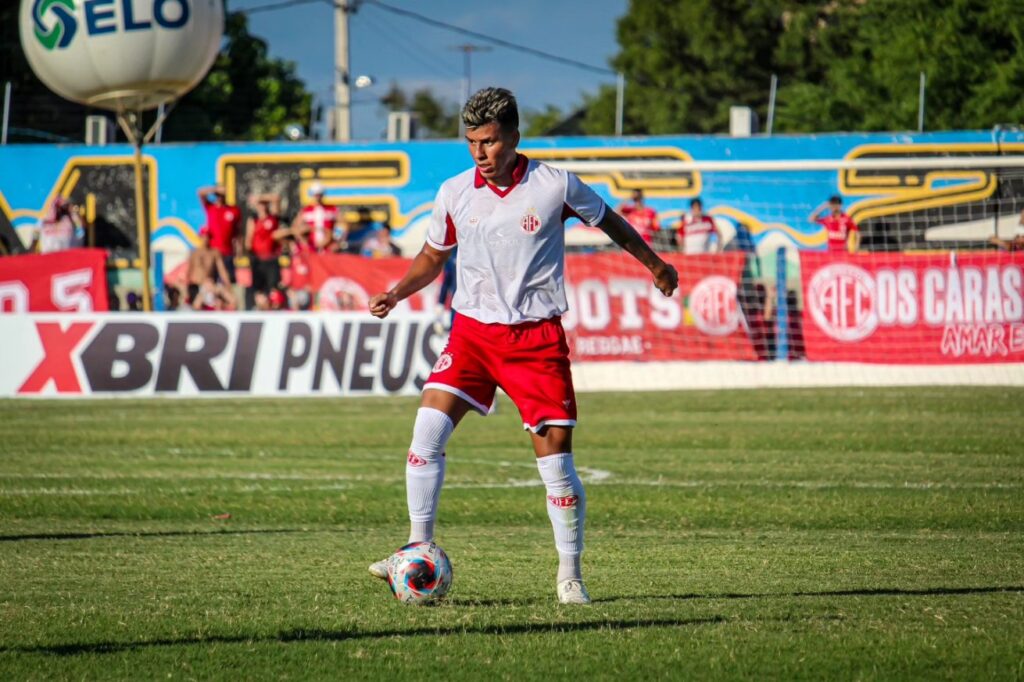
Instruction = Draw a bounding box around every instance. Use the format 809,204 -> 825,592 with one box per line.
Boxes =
810,195 -> 859,253
367,88 -> 679,605
676,198 -> 719,254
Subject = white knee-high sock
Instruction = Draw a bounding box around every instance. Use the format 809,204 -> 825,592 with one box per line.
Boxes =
537,452 -> 586,583
406,407 -> 454,543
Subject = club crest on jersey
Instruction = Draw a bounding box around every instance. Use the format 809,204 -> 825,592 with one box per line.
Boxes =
432,352 -> 453,373
520,212 -> 541,234
407,451 -> 428,467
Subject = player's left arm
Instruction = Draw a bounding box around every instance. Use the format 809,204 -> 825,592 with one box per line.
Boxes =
596,207 -> 678,297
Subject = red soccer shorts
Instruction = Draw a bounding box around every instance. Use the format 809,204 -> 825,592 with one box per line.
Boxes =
424,313 -> 577,432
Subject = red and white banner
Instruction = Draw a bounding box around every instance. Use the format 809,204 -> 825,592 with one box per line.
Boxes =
0,313 -> 441,397
562,252 -> 755,361
800,251 -> 1024,363
0,249 -> 109,313
306,252 -> 756,362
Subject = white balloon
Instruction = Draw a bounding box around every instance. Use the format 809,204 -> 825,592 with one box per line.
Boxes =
19,0 -> 223,112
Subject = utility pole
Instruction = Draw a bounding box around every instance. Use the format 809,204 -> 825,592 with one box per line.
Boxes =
451,44 -> 492,136
334,1 -> 358,142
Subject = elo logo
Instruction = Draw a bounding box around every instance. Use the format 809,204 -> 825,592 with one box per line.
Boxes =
34,0 -> 191,50
807,263 -> 878,342
32,0 -> 76,50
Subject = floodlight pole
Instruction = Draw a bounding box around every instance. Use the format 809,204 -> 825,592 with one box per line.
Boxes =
615,72 -> 625,137
334,1 -> 354,142
1,82 -> 11,145
451,44 -> 492,137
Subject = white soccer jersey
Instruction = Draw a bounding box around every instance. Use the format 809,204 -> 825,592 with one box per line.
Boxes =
426,155 -> 606,324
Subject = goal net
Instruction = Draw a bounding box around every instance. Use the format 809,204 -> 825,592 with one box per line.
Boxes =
546,150 -> 1024,383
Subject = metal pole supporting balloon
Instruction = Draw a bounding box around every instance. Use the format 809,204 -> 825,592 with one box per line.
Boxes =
116,107 -> 175,313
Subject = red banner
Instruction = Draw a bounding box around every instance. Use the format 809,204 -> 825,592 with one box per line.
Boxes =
564,252 -> 755,361
0,249 -> 109,313
306,252 -> 756,361
800,251 -> 1024,363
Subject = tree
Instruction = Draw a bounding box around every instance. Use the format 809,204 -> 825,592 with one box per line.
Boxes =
160,12 -> 312,141
581,0 -> 1024,135
578,0 -> 828,135
774,0 -> 1024,132
380,84 -> 460,138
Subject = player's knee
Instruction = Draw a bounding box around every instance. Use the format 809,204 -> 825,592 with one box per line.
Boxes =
408,406 -> 455,462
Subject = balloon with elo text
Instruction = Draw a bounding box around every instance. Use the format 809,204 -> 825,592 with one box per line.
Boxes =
20,0 -> 223,111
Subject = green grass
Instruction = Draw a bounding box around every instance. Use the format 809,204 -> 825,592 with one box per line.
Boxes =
1,387 -> 1022,680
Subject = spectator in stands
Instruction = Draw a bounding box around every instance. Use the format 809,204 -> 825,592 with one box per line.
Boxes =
269,288 -> 288,311
292,182 -> 340,253
32,198 -> 86,254
164,285 -> 188,311
809,195 -> 859,253
185,228 -> 236,310
676,198 -> 719,254
989,208 -> 1024,251
197,184 -> 242,281
343,206 -> 379,254
617,189 -> 660,248
360,221 -> 402,258
244,192 -> 289,309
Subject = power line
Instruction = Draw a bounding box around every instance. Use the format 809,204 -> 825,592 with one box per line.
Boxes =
358,0 -> 616,76
360,10 -> 462,80
229,0 -> 322,15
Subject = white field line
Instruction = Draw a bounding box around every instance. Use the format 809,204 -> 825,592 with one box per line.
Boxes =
1,469 -> 1019,496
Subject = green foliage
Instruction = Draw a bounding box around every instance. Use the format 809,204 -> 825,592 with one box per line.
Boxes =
0,388 -> 1022,678
380,83 -> 460,138
161,12 -> 312,142
576,0 -> 1024,135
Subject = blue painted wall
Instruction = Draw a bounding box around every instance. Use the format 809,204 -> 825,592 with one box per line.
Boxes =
1,129 -> 1020,257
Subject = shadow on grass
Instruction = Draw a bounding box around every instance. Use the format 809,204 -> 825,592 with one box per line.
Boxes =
0,528 -> 311,542
3,615 -> 732,657
594,585 -> 1024,604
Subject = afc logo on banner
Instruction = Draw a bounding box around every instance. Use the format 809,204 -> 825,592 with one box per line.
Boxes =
806,261 -> 1024,345
688,275 -> 739,336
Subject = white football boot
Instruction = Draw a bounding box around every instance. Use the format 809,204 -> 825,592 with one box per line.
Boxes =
368,552 -> 401,580
368,559 -> 389,579
557,579 -> 591,605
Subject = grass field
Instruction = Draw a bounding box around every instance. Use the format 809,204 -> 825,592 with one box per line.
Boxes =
1,387 -> 1023,680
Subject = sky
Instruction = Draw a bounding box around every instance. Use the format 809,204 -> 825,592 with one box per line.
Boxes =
231,0 -> 628,140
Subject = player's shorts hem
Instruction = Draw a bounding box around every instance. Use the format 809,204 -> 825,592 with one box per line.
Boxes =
523,419 -> 577,433
423,382 -> 491,415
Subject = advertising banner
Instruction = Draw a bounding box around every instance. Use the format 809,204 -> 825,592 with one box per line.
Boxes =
306,252 -> 757,362
800,251 -> 1024,363
0,249 -> 109,313
0,313 -> 443,397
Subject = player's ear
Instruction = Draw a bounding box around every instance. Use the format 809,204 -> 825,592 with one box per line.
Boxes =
511,128 -> 521,148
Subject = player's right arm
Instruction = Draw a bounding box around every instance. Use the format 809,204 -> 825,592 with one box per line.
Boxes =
369,243 -> 451,318
597,208 -> 678,297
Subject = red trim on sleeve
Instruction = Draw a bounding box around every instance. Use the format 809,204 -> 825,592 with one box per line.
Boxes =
444,213 -> 457,246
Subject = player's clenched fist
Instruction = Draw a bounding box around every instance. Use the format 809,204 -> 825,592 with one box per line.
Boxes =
369,291 -> 398,318
653,262 -> 679,297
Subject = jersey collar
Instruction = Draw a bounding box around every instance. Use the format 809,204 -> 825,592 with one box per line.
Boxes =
474,154 -> 529,198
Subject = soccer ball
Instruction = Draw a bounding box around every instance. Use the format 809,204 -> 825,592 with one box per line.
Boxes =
387,541 -> 453,605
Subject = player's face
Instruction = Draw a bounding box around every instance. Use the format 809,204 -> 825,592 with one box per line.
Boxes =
466,122 -> 519,184
830,201 -> 842,216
